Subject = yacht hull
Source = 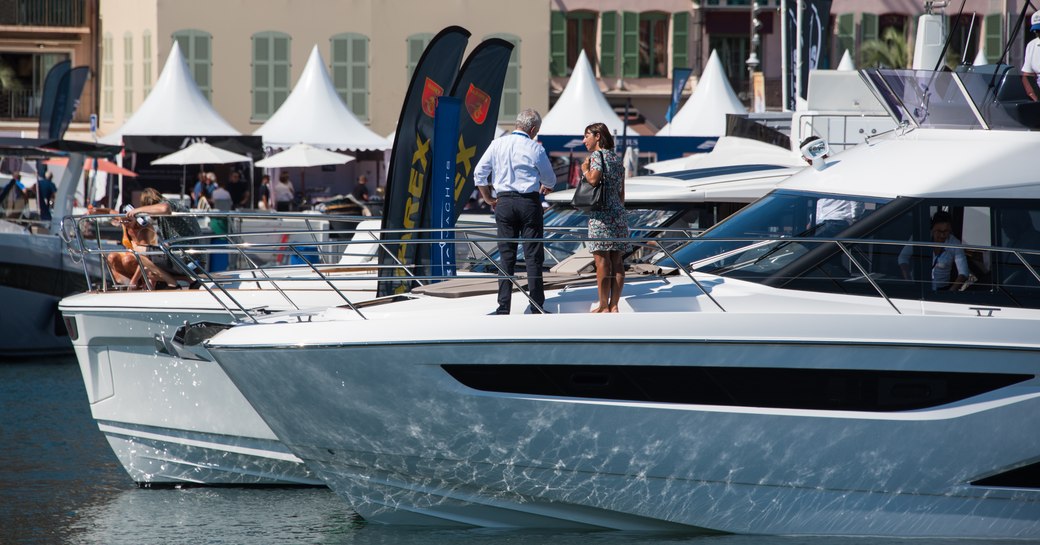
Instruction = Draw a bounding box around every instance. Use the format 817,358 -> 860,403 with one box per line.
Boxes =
0,231 -> 92,357
210,311 -> 1040,537
60,291 -> 329,486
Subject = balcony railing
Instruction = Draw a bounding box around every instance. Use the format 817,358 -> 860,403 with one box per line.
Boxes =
0,89 -> 39,119
0,0 -> 85,27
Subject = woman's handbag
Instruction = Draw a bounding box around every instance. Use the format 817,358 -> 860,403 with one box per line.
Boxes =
571,150 -> 607,212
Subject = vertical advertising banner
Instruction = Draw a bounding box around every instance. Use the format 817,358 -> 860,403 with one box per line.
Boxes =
445,38 -> 514,217
665,67 -> 693,122
37,60 -> 71,139
783,0 -> 833,110
378,26 -> 470,296
430,96 -> 461,278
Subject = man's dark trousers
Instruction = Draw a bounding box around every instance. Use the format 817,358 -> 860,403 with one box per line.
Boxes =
494,192 -> 544,313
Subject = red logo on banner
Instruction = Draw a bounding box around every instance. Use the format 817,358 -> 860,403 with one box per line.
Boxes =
464,83 -> 491,125
421,77 -> 444,118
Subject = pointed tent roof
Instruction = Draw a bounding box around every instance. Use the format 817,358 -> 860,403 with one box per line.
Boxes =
100,42 -> 239,144
539,49 -> 625,137
973,48 -> 987,66
254,45 -> 390,151
837,50 -> 856,71
657,50 -> 746,137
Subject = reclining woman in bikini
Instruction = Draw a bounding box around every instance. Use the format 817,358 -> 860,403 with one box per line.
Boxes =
107,216 -> 178,289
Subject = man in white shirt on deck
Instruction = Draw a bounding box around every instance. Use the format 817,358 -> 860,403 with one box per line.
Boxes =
1021,12 -> 1040,101
474,108 -> 556,315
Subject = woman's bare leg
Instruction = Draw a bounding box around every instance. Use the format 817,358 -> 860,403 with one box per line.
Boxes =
607,250 -> 624,312
592,251 -> 610,312
107,253 -> 133,285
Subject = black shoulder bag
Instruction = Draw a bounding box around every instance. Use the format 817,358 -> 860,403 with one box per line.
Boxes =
571,150 -> 607,212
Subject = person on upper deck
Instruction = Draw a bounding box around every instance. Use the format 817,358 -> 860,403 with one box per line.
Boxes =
1022,12 -> 1040,102
473,108 -> 555,315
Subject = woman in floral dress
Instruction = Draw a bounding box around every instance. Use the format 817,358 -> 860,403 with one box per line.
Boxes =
580,122 -> 628,312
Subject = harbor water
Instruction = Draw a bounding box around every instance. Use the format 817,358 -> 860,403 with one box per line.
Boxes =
0,358 -> 1011,545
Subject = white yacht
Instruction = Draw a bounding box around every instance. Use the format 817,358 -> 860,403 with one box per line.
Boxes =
204,69 -> 1040,537
58,165 -> 791,487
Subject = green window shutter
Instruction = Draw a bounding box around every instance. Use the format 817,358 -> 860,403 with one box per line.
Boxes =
406,33 -> 433,82
124,32 -> 133,115
142,30 -> 152,96
600,11 -> 617,78
350,35 -> 369,120
622,11 -> 639,78
672,11 -> 689,71
173,29 -> 212,101
861,13 -> 879,43
102,33 -> 113,116
836,13 -> 855,58
550,11 -> 566,77
484,33 -> 520,122
984,13 -> 1002,63
331,33 -> 369,121
252,31 -> 291,120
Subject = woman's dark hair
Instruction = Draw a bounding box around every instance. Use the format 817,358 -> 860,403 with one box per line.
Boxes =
584,122 -> 615,150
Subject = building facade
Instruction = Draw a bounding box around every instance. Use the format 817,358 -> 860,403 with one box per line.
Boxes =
97,0 -> 1033,142
0,0 -> 99,140
97,0 -> 550,140
549,0 -> 1026,129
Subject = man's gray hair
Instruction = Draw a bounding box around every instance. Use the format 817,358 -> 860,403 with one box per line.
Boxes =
515,108 -> 541,134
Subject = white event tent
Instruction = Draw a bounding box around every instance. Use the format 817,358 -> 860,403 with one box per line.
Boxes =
657,50 -> 746,137
254,45 -> 390,152
101,41 -> 240,144
837,50 -> 856,71
539,49 -> 625,137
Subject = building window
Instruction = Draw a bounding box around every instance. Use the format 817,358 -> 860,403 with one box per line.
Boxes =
252,31 -> 291,121
123,32 -> 133,115
708,34 -> 748,97
172,29 -> 212,101
622,11 -> 638,77
836,13 -> 855,61
672,11 -> 689,71
487,33 -> 520,122
550,11 -> 566,76
984,13 -> 1002,63
566,11 -> 598,74
142,30 -> 152,97
639,12 -> 669,77
102,32 -> 113,116
406,33 -> 433,82
601,11 -> 618,78
330,32 -> 369,121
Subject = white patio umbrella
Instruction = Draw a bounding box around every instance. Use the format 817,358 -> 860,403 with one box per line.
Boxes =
255,143 -> 355,168
151,142 -> 252,203
152,142 -> 251,166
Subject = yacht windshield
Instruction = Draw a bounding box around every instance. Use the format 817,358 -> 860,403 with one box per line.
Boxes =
864,68 -> 1039,131
657,190 -> 891,278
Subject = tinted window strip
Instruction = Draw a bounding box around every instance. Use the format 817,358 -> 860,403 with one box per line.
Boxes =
442,364 -> 1032,412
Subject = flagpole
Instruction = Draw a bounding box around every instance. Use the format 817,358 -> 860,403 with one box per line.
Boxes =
780,0 -> 789,112
795,0 -> 804,109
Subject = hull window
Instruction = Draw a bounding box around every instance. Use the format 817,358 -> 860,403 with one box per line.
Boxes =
442,364 -> 1032,412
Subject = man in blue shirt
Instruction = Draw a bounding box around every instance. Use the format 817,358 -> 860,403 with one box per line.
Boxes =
474,108 -> 556,314
36,171 -> 57,221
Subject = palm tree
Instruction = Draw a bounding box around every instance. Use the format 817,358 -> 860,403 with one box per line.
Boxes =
859,27 -> 910,69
